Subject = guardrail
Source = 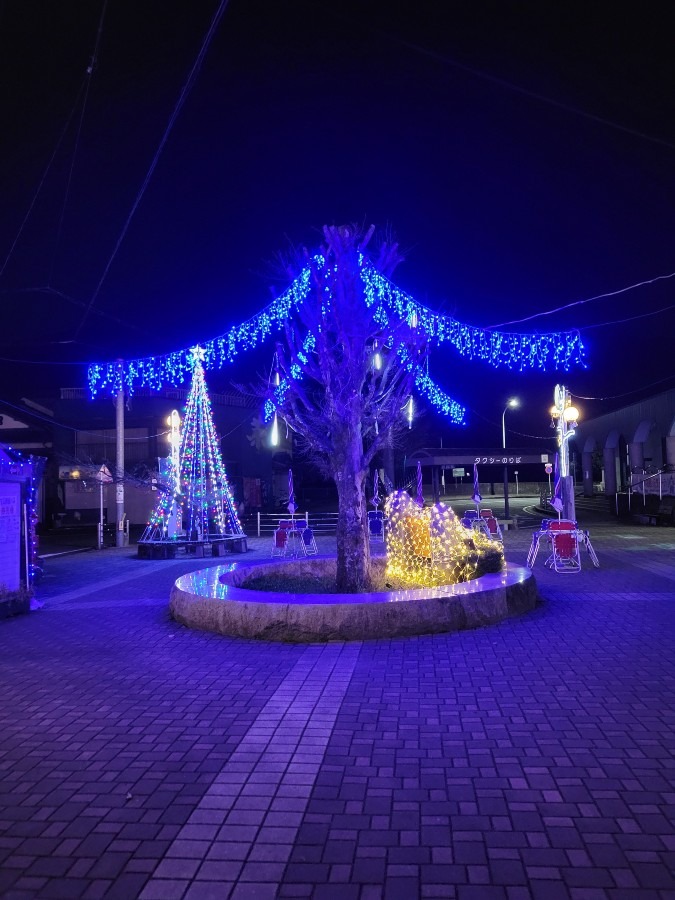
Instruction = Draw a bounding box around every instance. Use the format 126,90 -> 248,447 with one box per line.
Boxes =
241,511 -> 340,537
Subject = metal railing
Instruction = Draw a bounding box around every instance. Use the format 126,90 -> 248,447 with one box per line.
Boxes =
241,511 -> 340,537
628,465 -> 674,501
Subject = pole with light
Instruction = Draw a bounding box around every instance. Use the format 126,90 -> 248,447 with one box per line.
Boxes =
502,397 -> 520,520
270,364 -> 280,447
550,384 -> 579,520
96,464 -> 112,549
168,410 -> 181,494
166,410 -> 182,537
97,467 -> 104,550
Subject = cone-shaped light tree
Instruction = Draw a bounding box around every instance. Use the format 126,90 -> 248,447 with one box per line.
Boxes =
146,346 -> 244,541
181,347 -> 243,539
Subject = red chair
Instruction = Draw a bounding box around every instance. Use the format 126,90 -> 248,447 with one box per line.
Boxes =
546,521 -> 581,573
272,528 -> 289,557
482,516 -> 503,542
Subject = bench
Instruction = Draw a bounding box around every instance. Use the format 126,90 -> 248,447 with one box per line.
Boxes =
210,536 -> 248,555
634,497 -> 674,527
649,502 -> 673,526
180,536 -> 249,557
137,535 -> 248,559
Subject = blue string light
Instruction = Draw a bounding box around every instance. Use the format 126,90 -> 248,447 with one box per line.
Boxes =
0,447 -> 45,584
359,261 -> 585,371
396,346 -> 465,424
87,265 -> 314,397
87,254 -> 586,432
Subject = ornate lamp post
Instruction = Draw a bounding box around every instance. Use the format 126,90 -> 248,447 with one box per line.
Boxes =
502,397 -> 520,520
550,384 -> 579,520
168,410 -> 181,494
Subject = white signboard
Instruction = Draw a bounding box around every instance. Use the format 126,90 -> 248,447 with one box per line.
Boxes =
0,483 -> 21,591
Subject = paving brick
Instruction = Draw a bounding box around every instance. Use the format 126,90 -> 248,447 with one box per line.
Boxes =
2,526 -> 675,898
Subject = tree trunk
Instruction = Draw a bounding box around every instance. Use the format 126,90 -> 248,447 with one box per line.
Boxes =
333,435 -> 371,592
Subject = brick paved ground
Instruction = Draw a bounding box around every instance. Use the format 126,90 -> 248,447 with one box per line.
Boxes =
1,510 -> 674,899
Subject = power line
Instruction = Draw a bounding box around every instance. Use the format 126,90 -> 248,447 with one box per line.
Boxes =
73,0 -> 231,339
0,394 -> 171,440
487,271 -> 675,328
0,356 -> 85,366
377,30 -> 675,152
510,429 -> 556,442
580,303 -> 675,331
0,83 -> 86,281
571,374 -> 675,402
0,285 -> 151,336
49,0 -> 109,283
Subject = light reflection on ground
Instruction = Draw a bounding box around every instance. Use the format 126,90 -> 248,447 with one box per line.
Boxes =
173,557 -> 530,607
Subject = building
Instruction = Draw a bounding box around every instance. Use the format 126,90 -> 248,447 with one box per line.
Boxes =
573,387 -> 675,500
0,385 -> 289,531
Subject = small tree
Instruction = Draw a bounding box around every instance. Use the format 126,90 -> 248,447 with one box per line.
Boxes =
269,224 -> 427,592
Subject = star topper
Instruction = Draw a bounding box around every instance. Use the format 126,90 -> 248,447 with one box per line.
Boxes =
190,345 -> 206,363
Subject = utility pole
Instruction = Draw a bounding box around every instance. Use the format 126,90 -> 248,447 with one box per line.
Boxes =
115,360 -> 127,547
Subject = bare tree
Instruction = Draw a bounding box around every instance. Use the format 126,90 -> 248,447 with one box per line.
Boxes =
269,224 -> 426,592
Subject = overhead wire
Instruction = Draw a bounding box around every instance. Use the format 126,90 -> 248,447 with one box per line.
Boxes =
0,82 -> 86,282
487,271 -> 675,328
570,374 -> 675,402
73,0 -> 231,340
579,302 -> 675,331
6,3 -> 669,370
0,395 -> 171,439
374,28 -> 675,152
0,356 -> 89,366
0,286 -> 151,336
49,0 -> 109,283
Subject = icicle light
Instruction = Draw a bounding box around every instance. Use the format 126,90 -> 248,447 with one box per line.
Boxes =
87,253 -> 586,437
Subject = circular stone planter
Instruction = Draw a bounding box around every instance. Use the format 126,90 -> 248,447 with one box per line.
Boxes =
169,556 -> 539,643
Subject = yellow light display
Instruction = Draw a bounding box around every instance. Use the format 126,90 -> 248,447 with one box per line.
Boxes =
383,491 -> 503,587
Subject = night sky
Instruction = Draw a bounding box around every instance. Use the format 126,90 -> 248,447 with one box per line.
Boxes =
1,0 -> 674,447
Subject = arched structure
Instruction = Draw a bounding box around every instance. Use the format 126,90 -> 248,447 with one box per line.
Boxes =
574,388 -> 675,502
603,429 -> 628,495
581,435 -> 598,498
630,419 -> 664,474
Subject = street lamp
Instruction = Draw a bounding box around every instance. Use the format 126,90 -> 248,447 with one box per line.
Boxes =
550,384 -> 579,520
167,410 -> 181,494
96,464 -> 112,550
502,397 -> 519,520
